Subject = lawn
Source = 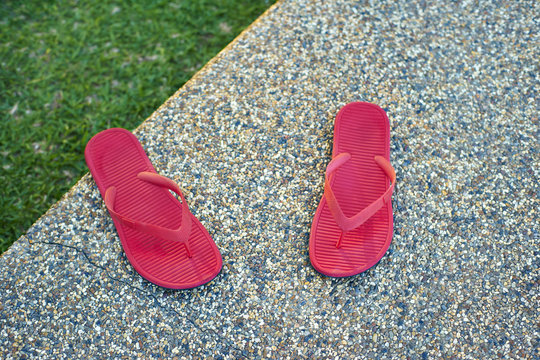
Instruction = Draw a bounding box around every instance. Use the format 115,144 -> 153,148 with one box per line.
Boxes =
0,0 -> 276,253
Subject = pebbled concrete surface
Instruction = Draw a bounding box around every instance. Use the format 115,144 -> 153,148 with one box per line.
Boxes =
1,0 -> 538,358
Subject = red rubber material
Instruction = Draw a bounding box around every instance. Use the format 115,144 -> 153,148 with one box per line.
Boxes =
309,102 -> 395,277
85,128 -> 222,289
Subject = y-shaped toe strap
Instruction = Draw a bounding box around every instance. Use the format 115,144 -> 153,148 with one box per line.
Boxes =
104,172 -> 193,257
324,153 -> 396,247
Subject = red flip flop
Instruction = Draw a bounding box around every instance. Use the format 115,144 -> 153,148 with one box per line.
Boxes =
85,128 -> 222,289
309,102 -> 396,277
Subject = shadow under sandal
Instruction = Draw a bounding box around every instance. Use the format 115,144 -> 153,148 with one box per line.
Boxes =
85,128 -> 222,289
309,102 -> 396,277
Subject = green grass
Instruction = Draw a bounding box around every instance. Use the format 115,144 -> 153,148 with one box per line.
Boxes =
0,0 -> 276,253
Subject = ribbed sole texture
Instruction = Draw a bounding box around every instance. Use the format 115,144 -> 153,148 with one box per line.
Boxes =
310,103 -> 394,277
85,128 -> 222,289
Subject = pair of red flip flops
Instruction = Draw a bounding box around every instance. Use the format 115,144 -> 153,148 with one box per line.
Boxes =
85,102 -> 395,289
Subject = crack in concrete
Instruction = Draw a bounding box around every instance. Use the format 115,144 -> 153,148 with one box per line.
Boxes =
37,240 -> 246,356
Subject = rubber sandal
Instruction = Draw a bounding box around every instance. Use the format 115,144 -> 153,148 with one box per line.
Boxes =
85,128 -> 222,289
309,102 -> 396,277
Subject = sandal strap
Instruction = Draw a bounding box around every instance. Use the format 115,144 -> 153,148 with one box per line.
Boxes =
324,153 -> 396,233
104,172 -> 193,257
